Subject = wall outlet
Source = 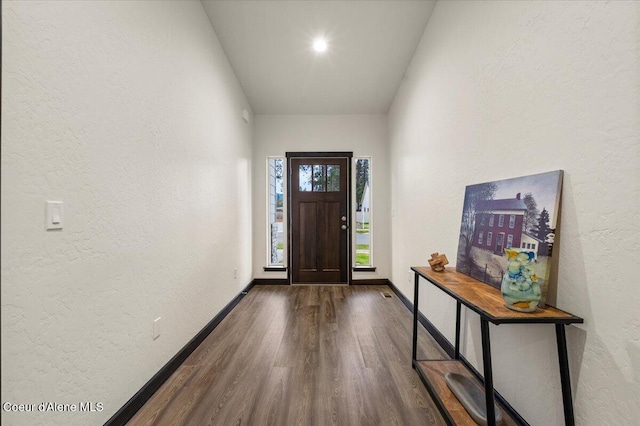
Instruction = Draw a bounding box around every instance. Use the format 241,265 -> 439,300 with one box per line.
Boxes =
408,270 -> 413,283
234,268 -> 238,279
153,317 -> 161,340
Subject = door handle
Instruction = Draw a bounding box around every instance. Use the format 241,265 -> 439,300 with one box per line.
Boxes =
341,225 -> 348,230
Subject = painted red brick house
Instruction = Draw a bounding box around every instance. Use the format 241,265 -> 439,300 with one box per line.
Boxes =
472,193 -> 529,255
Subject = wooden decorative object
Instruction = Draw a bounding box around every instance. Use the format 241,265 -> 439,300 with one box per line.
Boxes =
428,252 -> 449,272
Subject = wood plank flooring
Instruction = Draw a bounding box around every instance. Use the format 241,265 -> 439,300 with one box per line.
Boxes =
128,285 -> 447,426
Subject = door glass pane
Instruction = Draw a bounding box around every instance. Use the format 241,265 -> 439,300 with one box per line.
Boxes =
313,165 -> 325,192
299,165 -> 312,191
327,165 -> 340,192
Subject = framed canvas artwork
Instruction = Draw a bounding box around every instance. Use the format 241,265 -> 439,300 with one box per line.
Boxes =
456,170 -> 563,308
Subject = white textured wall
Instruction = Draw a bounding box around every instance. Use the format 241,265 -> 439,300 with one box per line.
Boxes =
252,115 -> 390,281
389,1 -> 640,425
1,1 -> 253,424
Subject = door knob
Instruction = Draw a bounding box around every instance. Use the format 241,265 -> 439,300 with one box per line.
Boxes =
341,216 -> 347,221
341,225 -> 348,230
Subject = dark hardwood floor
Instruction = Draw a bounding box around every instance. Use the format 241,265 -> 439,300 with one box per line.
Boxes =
128,285 -> 447,425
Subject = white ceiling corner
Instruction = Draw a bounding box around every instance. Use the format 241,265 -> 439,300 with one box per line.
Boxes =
202,1 -> 437,115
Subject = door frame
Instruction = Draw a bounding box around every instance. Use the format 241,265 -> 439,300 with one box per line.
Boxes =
286,151 -> 353,285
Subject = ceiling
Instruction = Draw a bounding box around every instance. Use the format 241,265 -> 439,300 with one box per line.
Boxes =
202,1 -> 437,115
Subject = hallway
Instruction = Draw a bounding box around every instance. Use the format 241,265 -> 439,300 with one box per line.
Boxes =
3,2 -> 637,424
129,285 -> 447,425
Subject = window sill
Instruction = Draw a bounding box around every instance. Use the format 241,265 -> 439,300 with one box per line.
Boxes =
352,266 -> 377,272
264,266 -> 287,272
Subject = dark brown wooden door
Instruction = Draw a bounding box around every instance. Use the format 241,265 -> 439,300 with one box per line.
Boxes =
290,157 -> 349,284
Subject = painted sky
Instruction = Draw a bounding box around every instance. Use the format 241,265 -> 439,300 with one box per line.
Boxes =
490,170 -> 563,226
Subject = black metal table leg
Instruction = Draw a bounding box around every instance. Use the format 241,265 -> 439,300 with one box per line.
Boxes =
455,301 -> 461,360
481,318 -> 496,426
412,271 -> 419,362
556,324 -> 576,426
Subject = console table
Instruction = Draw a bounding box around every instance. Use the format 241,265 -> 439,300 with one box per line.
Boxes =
411,266 -> 583,426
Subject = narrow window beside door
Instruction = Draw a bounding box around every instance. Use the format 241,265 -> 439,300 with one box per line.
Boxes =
355,157 -> 372,267
267,157 -> 285,266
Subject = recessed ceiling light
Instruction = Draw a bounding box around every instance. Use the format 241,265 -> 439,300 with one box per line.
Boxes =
313,38 -> 327,53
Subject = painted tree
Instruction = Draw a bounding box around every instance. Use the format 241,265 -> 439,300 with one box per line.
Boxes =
523,192 -> 539,233
533,208 -> 552,256
459,182 -> 497,263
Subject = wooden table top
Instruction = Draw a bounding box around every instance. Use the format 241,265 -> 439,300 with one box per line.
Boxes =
412,267 -> 583,325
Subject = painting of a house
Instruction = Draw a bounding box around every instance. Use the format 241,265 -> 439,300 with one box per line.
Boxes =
472,193 -> 526,253
471,192 -> 545,260
456,171 -> 563,296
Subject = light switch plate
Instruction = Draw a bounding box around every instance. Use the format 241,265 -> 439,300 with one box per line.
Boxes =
46,201 -> 63,230
153,317 -> 161,340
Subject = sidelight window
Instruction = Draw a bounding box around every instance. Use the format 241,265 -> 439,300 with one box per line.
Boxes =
267,157 -> 285,266
354,157 -> 372,267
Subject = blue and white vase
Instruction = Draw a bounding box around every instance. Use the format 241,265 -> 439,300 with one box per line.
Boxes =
501,249 -> 541,312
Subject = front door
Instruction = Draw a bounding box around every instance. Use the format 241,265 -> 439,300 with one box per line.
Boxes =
289,155 -> 350,284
